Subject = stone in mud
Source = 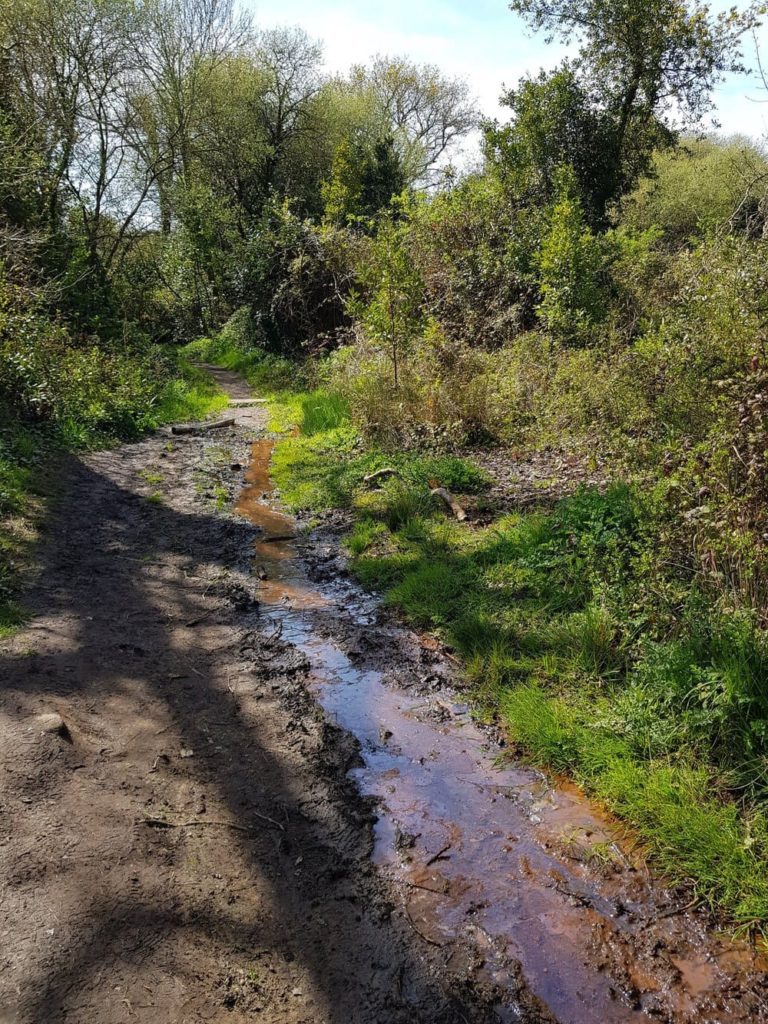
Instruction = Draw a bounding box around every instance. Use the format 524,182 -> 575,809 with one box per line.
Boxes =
35,712 -> 71,742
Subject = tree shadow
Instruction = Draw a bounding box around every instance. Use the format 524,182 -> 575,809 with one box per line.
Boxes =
0,449 -> 502,1024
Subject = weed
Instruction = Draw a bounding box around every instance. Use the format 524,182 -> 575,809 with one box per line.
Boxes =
139,468 -> 164,487
0,600 -> 27,639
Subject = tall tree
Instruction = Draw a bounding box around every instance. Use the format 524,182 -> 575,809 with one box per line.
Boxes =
509,0 -> 761,211
487,65 -> 628,224
348,56 -> 478,183
134,0 -> 253,232
253,27 -> 325,197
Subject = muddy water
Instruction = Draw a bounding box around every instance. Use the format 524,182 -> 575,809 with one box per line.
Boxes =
236,440 -> 766,1024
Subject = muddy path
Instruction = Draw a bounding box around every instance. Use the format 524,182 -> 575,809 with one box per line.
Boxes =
0,368 -> 765,1024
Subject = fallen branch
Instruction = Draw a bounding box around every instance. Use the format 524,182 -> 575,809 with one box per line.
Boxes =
171,417 -> 236,435
430,487 -> 467,522
363,467 -> 401,486
229,398 -> 268,407
141,811 -> 284,832
426,842 -> 452,866
657,895 -> 701,920
404,879 -> 447,895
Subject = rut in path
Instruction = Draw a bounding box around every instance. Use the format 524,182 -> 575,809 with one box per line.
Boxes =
2,369 -> 767,1024
0,377 -> 518,1024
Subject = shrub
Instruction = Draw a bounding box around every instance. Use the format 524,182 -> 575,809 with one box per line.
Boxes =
621,136 -> 768,244
535,186 -> 607,344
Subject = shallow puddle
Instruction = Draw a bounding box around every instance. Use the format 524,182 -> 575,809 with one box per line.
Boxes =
236,439 -> 765,1024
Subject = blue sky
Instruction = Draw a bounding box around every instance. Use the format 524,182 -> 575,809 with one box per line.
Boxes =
245,0 -> 768,147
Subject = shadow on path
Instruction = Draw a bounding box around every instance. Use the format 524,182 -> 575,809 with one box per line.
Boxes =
0,436 -> 511,1024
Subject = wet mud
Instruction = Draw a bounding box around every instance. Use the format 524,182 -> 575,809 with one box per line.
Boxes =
0,379 -> 520,1024
235,434 -> 768,1024
1,363 -> 765,1024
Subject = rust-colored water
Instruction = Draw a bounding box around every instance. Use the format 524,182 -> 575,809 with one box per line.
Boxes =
235,437 -> 765,1024
235,441 -> 328,609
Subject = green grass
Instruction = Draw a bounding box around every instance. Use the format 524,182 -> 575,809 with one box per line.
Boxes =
258,375 -> 768,934
503,685 -> 768,927
299,391 -> 351,434
352,492 -> 768,928
181,336 -> 296,392
0,600 -> 27,638
271,428 -> 489,514
151,358 -> 229,425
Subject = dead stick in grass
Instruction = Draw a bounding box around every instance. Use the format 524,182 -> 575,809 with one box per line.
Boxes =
363,467 -> 401,486
430,487 -> 467,522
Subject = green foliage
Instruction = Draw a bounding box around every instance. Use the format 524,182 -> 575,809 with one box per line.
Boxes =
510,0 -> 757,213
535,184 -> 606,342
322,136 -> 407,224
488,65 -> 620,224
270,416 -> 488,513
239,198 -> 357,355
1,320 -> 225,444
349,200 -> 424,388
410,173 -> 541,345
153,362 -> 229,425
622,136 -> 768,244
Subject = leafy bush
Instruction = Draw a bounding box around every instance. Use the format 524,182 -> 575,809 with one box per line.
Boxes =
239,198 -> 358,355
535,186 -> 607,344
621,136 -> 768,244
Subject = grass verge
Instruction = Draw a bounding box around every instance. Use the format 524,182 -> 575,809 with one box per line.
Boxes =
248,368 -> 768,935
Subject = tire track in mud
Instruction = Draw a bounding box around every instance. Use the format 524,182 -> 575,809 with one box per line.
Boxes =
0,366 -> 765,1024
0,371 -> 526,1024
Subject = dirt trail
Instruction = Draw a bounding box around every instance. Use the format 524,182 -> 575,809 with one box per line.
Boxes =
0,367 -> 766,1024
0,369 -> 513,1024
